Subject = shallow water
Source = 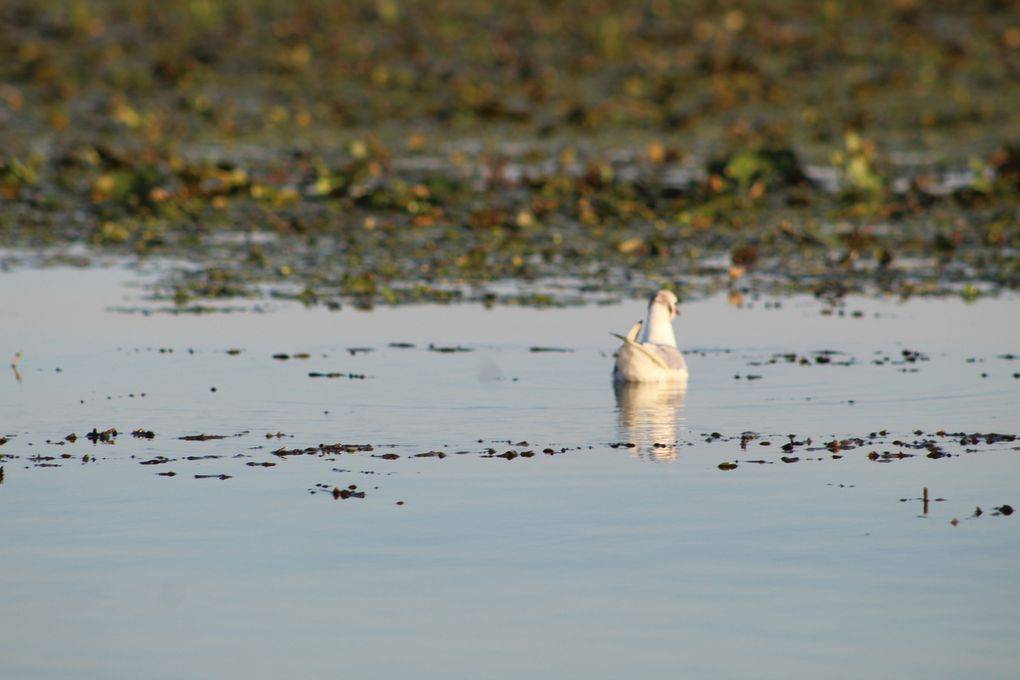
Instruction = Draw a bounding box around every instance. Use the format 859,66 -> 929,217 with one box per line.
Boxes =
1,266 -> 1018,679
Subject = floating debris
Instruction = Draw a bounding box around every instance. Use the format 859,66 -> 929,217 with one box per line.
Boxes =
328,484 -> 365,500
413,451 -> 446,458
308,372 -> 368,379
428,344 -> 473,353
3,422 -> 1018,515
274,442 -> 374,458
86,428 -> 118,443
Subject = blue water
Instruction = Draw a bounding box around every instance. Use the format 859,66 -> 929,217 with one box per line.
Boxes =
1,266 -> 1018,679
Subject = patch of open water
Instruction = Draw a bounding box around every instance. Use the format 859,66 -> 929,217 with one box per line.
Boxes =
1,265 -> 1018,679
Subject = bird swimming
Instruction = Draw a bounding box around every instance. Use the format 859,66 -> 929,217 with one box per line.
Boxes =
612,290 -> 688,383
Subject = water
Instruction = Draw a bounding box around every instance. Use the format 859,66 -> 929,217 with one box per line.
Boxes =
1,266 -> 1018,679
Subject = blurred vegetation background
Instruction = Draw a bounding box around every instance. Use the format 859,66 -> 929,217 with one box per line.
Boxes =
1,0 -> 1019,305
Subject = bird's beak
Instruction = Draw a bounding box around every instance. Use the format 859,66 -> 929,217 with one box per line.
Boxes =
671,303 -> 679,318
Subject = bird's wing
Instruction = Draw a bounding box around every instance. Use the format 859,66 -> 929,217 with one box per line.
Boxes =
630,342 -> 671,370
609,321 -> 643,344
612,322 -> 685,372
612,334 -> 672,371
643,344 -> 687,372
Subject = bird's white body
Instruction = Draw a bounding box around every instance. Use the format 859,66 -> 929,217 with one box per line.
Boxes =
613,290 -> 688,383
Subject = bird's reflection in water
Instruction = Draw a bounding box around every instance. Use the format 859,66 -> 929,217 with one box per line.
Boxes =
614,379 -> 688,462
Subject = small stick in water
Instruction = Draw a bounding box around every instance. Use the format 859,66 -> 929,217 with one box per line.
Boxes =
11,351 -> 23,384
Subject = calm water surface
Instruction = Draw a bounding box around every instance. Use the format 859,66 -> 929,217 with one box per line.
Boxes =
1,266 -> 1018,679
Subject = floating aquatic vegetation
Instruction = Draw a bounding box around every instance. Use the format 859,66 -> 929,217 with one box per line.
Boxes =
0,2 -> 1017,309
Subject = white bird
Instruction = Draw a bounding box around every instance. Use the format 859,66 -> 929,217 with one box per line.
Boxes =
612,290 -> 688,383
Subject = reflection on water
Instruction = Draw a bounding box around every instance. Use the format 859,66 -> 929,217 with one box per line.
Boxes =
613,378 -> 688,462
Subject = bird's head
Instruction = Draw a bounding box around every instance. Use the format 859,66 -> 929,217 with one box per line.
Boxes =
650,289 -> 680,319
